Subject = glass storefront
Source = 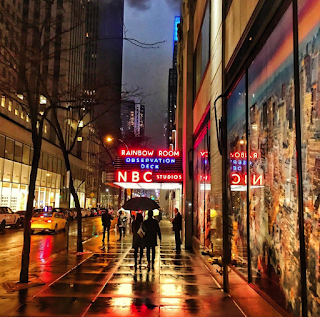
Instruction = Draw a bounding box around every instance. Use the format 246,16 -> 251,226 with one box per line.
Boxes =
248,5 -> 301,315
298,0 -> 320,315
0,133 -> 85,211
225,4 -> 316,316
193,121 -> 212,249
227,76 -> 248,279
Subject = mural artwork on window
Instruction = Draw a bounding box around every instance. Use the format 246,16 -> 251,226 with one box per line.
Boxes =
248,5 -> 301,316
298,0 -> 320,315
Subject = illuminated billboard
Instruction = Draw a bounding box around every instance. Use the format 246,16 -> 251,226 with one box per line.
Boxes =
114,149 -> 183,184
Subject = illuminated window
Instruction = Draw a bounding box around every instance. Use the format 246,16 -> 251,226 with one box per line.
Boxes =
36,121 -> 39,128
14,108 -> 18,115
77,137 -> 82,141
79,120 -> 83,127
21,112 -> 24,119
44,124 -> 47,133
40,95 -> 47,105
26,115 -> 29,122
17,94 -> 23,100
1,95 -> 5,107
8,100 -> 12,111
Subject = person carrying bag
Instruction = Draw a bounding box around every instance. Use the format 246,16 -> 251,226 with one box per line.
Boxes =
132,213 -> 145,269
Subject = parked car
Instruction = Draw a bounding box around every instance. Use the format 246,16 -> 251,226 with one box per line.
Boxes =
52,208 -> 71,220
14,210 -> 26,226
0,207 -> 22,230
30,210 -> 67,233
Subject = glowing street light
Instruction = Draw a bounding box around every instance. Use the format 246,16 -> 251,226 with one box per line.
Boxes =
105,136 -> 128,150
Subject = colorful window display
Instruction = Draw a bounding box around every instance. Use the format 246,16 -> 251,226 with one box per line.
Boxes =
226,4 -> 312,316
193,122 -> 212,248
227,76 -> 248,279
298,0 -> 320,315
248,6 -> 301,315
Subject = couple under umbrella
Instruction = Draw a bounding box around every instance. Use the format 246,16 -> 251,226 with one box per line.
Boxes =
124,197 -> 161,270
132,210 -> 161,269
122,197 -> 161,269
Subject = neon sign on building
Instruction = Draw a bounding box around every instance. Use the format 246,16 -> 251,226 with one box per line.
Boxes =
229,151 -> 263,190
114,149 -> 183,184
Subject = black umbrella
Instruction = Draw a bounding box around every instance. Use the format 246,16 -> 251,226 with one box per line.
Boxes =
122,197 -> 160,211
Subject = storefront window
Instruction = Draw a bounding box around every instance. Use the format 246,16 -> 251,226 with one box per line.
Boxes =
193,122 -> 211,247
14,142 -> 22,162
227,76 -> 248,278
0,134 -> 5,157
298,0 -> 320,315
5,138 -> 14,161
248,5 -> 301,316
22,145 -> 30,165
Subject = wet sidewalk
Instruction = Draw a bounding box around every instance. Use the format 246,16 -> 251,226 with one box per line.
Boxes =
0,218 -> 282,316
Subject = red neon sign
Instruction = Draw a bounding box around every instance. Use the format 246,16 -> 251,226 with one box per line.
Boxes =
200,151 -> 208,158
120,149 -> 180,157
230,151 -> 259,159
116,171 -> 183,183
230,173 -> 263,186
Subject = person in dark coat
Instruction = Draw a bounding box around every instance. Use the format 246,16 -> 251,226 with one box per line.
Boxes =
143,210 -> 161,269
171,207 -> 182,251
132,213 -> 145,269
101,209 -> 112,243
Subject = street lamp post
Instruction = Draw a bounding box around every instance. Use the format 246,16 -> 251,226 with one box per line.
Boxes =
106,188 -> 109,208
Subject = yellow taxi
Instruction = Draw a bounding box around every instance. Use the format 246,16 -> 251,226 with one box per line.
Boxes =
30,210 -> 67,234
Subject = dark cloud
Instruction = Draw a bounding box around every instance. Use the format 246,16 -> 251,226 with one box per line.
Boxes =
164,0 -> 180,12
126,0 -> 152,11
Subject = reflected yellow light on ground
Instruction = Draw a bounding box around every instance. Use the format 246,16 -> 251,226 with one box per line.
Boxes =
117,284 -> 132,295
161,284 -> 182,296
112,297 -> 131,307
161,298 -> 182,305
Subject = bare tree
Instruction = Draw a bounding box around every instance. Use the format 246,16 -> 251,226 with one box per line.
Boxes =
0,0 -> 162,283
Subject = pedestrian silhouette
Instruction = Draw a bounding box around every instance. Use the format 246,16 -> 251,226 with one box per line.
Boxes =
143,210 -> 161,269
132,213 -> 145,269
101,209 -> 112,243
117,210 -> 127,241
171,207 -> 182,251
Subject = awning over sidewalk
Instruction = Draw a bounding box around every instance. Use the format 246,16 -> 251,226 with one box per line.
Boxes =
113,182 -> 182,190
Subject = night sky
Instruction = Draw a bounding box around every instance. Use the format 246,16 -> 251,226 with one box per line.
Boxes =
122,0 -> 180,149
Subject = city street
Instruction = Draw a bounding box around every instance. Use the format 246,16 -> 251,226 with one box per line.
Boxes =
0,217 -> 250,317
0,215 -> 110,285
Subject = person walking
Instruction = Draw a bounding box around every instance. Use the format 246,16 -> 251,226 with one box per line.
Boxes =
143,210 -> 161,269
101,209 -> 112,243
132,213 -> 145,270
117,210 -> 127,241
171,207 -> 182,251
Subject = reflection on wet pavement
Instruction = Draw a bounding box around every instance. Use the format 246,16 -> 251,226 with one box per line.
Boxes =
3,219 -> 245,317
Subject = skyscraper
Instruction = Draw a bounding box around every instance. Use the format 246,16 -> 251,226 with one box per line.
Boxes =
167,16 -> 180,149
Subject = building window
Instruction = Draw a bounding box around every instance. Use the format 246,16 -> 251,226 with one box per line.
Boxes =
194,1 -> 210,98
8,100 -> 12,111
227,76 -> 247,279
1,95 -> 5,107
5,137 -> 14,160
